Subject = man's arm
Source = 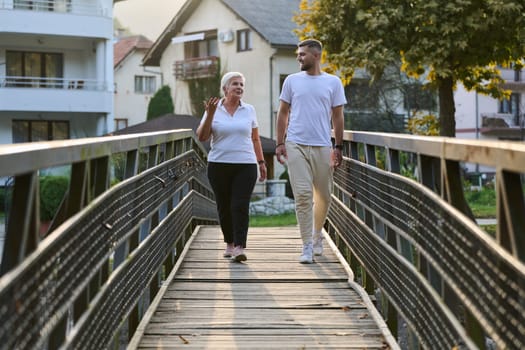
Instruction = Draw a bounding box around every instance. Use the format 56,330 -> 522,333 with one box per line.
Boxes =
332,105 -> 344,145
275,100 -> 290,164
332,105 -> 344,168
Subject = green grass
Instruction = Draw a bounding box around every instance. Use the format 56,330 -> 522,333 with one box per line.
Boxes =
465,186 -> 496,218
480,224 -> 496,238
250,212 -> 297,227
470,205 -> 496,218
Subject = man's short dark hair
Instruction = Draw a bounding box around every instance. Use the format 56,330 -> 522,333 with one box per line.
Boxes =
298,39 -> 322,52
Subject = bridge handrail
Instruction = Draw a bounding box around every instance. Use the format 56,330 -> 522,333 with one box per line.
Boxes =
328,131 -> 525,349
0,130 -> 217,349
0,129 -> 202,176
344,130 -> 525,172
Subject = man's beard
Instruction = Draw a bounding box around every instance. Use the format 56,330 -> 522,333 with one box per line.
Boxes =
300,62 -> 311,71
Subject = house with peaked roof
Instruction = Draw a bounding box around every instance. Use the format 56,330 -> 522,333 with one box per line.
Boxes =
114,35 -> 161,130
142,0 -> 301,140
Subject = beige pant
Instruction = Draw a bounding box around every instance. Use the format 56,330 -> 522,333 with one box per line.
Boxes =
286,142 -> 333,244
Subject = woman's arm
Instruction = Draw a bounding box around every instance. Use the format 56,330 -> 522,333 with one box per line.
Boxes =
196,97 -> 220,141
252,127 -> 267,181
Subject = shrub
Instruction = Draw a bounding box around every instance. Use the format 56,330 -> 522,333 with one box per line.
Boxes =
147,85 -> 174,120
40,176 -> 69,221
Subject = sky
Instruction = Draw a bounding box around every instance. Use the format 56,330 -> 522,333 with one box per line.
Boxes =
113,0 -> 186,41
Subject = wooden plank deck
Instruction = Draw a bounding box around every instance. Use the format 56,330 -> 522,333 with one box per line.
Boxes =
131,226 -> 397,349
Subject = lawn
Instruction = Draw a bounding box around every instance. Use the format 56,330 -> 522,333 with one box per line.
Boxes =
250,212 -> 297,227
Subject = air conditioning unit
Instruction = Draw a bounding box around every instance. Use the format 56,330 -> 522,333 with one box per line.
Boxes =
219,30 -> 234,43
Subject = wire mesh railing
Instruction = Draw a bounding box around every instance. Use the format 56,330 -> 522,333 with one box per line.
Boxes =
327,131 -> 525,349
0,76 -> 105,91
0,130 -> 218,349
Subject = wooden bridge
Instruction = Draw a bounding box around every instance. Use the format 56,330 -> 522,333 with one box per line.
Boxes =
129,226 -> 394,349
0,130 -> 523,349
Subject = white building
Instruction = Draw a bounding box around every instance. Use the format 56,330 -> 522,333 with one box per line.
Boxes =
0,0 -> 121,144
142,0 -> 301,140
113,35 -> 161,130
456,65 -> 524,142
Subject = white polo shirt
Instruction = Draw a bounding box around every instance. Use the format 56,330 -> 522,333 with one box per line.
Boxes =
200,100 -> 258,163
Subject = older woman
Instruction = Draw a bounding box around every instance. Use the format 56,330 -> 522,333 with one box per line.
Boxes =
196,72 -> 267,262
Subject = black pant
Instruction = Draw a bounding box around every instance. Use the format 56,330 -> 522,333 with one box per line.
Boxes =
207,162 -> 257,248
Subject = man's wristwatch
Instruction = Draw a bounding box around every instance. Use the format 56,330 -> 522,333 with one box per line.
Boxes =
334,144 -> 343,150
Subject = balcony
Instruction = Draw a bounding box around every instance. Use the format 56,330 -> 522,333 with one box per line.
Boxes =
1,0 -> 105,16
173,56 -> 219,81
481,112 -> 523,139
501,80 -> 525,92
0,76 -> 111,113
0,0 -> 112,38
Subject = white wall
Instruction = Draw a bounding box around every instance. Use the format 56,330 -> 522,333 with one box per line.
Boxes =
114,49 -> 161,127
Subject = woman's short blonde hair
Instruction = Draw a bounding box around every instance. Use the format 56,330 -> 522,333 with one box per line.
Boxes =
221,72 -> 245,95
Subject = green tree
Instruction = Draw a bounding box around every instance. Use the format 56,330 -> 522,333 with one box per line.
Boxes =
147,85 -> 174,120
295,0 -> 525,136
188,62 -> 222,118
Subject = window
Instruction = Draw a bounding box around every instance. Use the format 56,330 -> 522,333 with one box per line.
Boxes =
499,93 -> 520,118
345,80 -> 379,110
115,118 -> 128,131
6,50 -> 63,88
12,120 -> 69,143
404,83 -> 437,111
134,76 -> 156,94
237,29 -> 252,52
184,32 -> 218,59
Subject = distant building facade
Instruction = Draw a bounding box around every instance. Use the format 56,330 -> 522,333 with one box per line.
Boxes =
114,35 -> 161,130
0,0 -> 121,144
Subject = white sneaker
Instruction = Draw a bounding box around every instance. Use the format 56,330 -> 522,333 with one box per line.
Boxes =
313,236 -> 323,256
299,243 -> 314,264
231,246 -> 247,262
223,243 -> 235,258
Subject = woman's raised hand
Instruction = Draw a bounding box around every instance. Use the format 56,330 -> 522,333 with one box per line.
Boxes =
204,97 -> 220,116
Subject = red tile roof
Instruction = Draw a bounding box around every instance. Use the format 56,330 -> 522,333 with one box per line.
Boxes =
114,35 -> 153,67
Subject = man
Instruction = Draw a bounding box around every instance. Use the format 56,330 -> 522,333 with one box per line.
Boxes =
275,39 -> 346,264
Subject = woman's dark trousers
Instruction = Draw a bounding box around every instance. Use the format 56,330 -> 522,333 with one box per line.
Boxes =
207,162 -> 257,248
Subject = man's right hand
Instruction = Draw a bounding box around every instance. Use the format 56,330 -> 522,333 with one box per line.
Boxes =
275,143 -> 287,164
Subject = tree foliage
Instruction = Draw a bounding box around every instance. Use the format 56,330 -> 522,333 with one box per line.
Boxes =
147,85 -> 174,120
407,113 -> 440,136
295,0 -> 525,136
188,67 -> 222,118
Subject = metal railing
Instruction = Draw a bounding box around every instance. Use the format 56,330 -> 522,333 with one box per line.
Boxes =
0,76 -> 105,91
327,131 -> 525,349
1,129 -> 524,349
0,130 -> 218,349
173,56 -> 219,80
1,0 -> 106,16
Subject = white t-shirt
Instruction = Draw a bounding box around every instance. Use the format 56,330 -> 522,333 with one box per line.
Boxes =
280,71 -> 347,146
200,100 -> 258,163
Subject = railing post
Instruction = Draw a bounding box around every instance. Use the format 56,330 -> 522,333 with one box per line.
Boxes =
386,148 -> 400,174
497,169 -> 525,261
0,172 -> 39,275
